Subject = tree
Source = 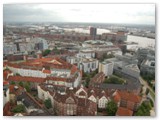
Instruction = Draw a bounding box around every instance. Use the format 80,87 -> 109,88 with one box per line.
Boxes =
135,101 -> 152,116
52,47 -> 60,55
24,82 -> 31,92
42,49 -> 51,56
18,81 -> 24,87
85,77 -> 90,88
149,99 -> 154,107
104,75 -> 126,84
12,104 -> 25,113
106,100 -> 118,116
100,53 -> 114,61
44,99 -> 52,109
10,81 -> 15,85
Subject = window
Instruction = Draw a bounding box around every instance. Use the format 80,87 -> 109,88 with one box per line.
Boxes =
66,104 -> 74,115
92,63 -> 94,68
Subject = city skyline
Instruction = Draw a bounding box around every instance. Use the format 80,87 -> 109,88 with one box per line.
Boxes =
3,4 -> 155,25
3,3 -> 155,116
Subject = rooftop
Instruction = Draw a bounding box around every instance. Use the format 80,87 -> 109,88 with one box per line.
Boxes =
115,90 -> 142,103
9,85 -> 24,95
125,64 -> 140,72
80,49 -> 95,53
81,58 -> 97,63
116,107 -> 133,116
101,60 -> 113,64
17,92 -> 42,109
8,76 -> 45,83
7,57 -> 74,70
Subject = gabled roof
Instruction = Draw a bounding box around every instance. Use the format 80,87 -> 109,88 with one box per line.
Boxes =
88,89 -> 96,98
54,89 -> 77,104
98,90 -> 108,99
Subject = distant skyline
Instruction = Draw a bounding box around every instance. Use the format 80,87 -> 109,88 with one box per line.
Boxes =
3,4 -> 155,25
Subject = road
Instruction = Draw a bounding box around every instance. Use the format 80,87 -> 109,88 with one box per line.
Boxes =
139,77 -> 155,101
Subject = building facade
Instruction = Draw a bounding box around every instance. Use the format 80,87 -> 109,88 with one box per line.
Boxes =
78,58 -> 99,73
99,61 -> 114,76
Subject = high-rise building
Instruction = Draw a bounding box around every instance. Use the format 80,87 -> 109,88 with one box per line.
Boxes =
90,27 -> 97,39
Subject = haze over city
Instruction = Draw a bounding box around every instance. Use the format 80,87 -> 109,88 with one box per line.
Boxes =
3,4 -> 155,25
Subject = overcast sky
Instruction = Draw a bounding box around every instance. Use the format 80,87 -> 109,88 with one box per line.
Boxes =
3,4 -> 155,25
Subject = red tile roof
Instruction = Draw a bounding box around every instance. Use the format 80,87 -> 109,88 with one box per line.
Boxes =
71,65 -> 78,74
42,69 -> 51,74
8,76 -> 45,83
7,57 -> 74,70
9,85 -> 24,95
113,92 -> 121,103
7,62 -> 20,68
116,107 -> 133,116
3,69 -> 12,80
3,81 -> 9,85
116,91 -> 142,103
90,72 -> 105,85
54,89 -> 77,104
46,77 -> 67,82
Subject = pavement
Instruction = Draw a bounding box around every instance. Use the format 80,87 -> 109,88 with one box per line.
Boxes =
139,77 -> 155,102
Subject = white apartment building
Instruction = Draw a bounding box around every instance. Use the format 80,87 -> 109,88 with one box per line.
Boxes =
99,61 -> 114,76
78,58 -> 99,73
66,56 -> 79,64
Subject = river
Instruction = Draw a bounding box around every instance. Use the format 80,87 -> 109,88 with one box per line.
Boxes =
127,35 -> 155,50
63,28 -> 111,34
63,28 -> 155,50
